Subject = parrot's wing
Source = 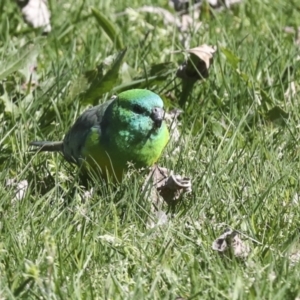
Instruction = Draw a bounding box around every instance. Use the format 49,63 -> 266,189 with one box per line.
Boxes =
62,99 -> 114,163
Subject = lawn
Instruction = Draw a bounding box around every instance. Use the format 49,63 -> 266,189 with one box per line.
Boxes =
1,0 -> 300,299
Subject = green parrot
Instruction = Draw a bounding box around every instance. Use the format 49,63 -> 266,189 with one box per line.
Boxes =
30,89 -> 170,181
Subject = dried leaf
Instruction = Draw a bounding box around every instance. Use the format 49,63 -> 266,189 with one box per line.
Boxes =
6,179 -> 29,201
169,0 -> 191,12
212,228 -> 250,259
144,166 -> 192,207
180,12 -> 202,32
169,0 -> 242,12
289,250 -> 300,266
143,165 -> 191,227
283,26 -> 297,34
83,188 -> 94,202
187,45 -> 217,69
285,240 -> 300,267
147,210 -> 169,228
231,233 -> 250,258
136,6 -> 181,28
212,228 -> 231,252
176,44 -> 217,80
220,0 -> 243,7
138,5 -> 202,33
284,81 -> 296,100
283,26 -> 300,46
17,0 -> 51,33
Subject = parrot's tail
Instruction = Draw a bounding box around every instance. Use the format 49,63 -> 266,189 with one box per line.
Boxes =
30,141 -> 63,152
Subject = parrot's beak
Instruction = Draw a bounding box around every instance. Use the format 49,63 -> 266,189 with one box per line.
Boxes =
151,107 -> 164,128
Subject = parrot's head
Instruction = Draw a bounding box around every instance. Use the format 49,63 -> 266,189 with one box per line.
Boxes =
112,89 -> 167,136
105,89 -> 170,171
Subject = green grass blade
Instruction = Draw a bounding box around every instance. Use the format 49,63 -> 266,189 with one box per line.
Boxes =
81,48 -> 127,105
91,7 -> 124,50
0,42 -> 40,81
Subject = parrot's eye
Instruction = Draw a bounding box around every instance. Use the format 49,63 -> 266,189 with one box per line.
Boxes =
132,104 -> 144,114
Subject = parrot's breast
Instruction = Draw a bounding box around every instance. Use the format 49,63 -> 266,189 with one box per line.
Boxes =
80,123 -> 169,181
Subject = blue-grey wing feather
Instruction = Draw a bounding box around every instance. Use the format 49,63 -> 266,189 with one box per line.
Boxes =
63,99 -> 114,163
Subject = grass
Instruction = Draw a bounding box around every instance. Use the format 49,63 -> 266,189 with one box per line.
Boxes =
1,0 -> 300,298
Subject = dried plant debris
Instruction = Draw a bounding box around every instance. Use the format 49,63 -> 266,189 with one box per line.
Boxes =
119,5 -> 201,34
281,57 -> 300,101
16,0 -> 51,33
286,242 -> 300,267
169,0 -> 240,48
289,249 -> 300,266
181,11 -> 202,33
170,0 -> 243,12
284,81 -> 296,100
83,187 -> 94,202
147,209 -> 169,228
212,228 -> 250,259
284,26 -> 300,46
116,4 -> 202,50
170,0 -> 201,12
143,166 -> 191,228
144,166 -> 192,208
135,6 -> 181,28
6,179 -> 29,202
176,44 -> 217,80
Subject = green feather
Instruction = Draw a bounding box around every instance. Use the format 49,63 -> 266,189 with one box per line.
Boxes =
30,89 -> 170,181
